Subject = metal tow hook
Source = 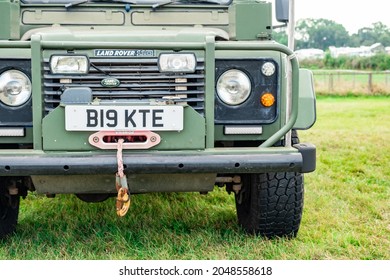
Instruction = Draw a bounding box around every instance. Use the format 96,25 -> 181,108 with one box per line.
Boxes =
116,138 -> 130,217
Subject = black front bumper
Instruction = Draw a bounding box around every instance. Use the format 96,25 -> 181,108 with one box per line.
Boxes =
0,144 -> 316,176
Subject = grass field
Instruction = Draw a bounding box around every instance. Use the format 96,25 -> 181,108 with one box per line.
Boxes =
1,96 -> 389,260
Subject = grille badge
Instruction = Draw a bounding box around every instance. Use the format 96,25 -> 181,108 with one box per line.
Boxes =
101,78 -> 121,88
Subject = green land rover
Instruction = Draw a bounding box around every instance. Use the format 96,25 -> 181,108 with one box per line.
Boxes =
0,0 -> 316,239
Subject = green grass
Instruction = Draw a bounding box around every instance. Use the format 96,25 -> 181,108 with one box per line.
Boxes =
1,96 -> 389,260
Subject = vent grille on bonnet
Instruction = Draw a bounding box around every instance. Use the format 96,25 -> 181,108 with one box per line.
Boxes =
43,57 -> 205,116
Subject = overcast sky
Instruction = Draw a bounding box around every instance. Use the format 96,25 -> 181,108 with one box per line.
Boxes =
270,0 -> 390,34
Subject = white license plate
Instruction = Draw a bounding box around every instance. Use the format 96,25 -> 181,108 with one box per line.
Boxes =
65,105 -> 183,131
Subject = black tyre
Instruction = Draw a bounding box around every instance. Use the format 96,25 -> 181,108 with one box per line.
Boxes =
0,186 -> 20,239
235,172 -> 304,238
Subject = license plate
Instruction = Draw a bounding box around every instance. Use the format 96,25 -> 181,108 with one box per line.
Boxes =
65,105 -> 183,131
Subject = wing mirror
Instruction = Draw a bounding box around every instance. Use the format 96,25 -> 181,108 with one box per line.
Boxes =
275,0 -> 289,23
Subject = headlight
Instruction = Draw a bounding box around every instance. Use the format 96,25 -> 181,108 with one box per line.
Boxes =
50,55 -> 89,74
158,53 -> 196,73
216,69 -> 251,105
0,70 -> 32,107
261,62 -> 276,77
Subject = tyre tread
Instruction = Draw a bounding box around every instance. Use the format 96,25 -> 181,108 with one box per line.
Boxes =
236,172 -> 304,238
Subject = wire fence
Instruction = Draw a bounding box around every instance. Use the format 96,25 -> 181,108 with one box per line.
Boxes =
312,70 -> 390,95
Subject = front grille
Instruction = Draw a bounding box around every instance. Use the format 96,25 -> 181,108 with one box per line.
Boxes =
43,57 -> 205,115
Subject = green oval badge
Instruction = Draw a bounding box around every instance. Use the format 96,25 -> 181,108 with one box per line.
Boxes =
101,78 -> 120,88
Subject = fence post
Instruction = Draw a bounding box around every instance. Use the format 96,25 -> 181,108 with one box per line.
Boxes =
368,73 -> 373,93
329,73 -> 334,92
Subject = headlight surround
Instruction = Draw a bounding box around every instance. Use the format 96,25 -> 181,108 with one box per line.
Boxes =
158,53 -> 196,73
50,55 -> 89,74
0,70 -> 32,107
216,69 -> 251,106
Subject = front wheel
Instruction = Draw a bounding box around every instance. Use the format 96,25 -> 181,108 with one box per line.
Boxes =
235,172 -> 304,238
0,183 -> 20,239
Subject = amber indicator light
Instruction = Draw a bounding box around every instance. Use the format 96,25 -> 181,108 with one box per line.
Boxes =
260,93 -> 275,107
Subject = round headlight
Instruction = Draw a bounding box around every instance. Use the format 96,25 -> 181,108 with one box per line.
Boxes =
261,62 -> 276,77
0,70 -> 32,107
216,69 -> 251,105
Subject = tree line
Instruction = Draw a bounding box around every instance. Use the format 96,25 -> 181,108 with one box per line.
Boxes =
274,18 -> 390,50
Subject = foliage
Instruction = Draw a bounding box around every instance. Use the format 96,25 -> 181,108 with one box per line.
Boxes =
272,28 -> 288,46
300,53 -> 390,71
273,19 -> 390,50
295,18 -> 350,50
1,97 -> 389,260
350,22 -> 390,47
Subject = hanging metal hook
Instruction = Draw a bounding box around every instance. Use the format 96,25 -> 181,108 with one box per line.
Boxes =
115,138 -> 130,217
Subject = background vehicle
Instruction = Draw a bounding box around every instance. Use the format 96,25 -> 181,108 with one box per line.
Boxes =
0,0 -> 316,239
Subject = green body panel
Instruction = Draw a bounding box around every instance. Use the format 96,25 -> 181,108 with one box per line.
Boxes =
42,106 -> 206,151
15,2 -> 271,41
131,10 -> 229,26
0,48 -> 31,59
31,27 -> 227,44
19,6 -> 231,40
22,10 -> 126,25
0,0 -> 20,39
229,1 -> 272,40
294,69 -> 317,130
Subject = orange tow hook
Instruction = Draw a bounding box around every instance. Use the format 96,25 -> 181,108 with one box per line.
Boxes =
116,178 -> 130,217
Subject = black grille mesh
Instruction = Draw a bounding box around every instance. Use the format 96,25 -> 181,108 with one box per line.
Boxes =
43,57 -> 205,115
